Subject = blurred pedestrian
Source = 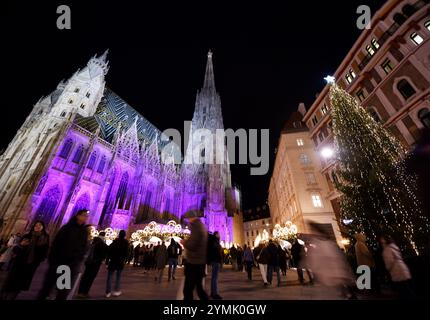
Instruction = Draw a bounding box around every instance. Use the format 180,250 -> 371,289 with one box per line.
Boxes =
278,246 -> 287,276
256,242 -> 269,286
37,210 -> 90,300
0,232 -> 22,271
267,240 -> 281,286
243,245 -> 254,280
306,222 -> 356,299
291,238 -> 313,285
167,238 -> 182,281
77,231 -> 108,298
182,210 -> 209,301
207,231 -> 223,299
380,235 -> 415,299
0,235 -> 32,300
354,232 -> 377,292
105,230 -> 129,298
155,241 -> 168,283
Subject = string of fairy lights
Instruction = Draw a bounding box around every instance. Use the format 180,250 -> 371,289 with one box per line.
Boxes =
328,82 -> 429,255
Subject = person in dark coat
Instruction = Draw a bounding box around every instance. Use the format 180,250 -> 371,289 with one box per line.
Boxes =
182,210 -> 209,301
266,240 -> 281,286
207,231 -> 223,299
133,244 -> 141,267
0,235 -> 32,300
37,210 -> 90,300
77,231 -> 108,298
256,243 -> 270,285
154,241 -> 168,283
167,238 -> 182,281
291,238 -> 313,285
278,246 -> 287,276
105,230 -> 128,298
21,221 -> 50,292
236,246 -> 244,272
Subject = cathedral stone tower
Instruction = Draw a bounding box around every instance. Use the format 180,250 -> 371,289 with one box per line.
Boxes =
183,51 -> 233,242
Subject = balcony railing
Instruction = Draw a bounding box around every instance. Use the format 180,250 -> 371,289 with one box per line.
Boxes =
358,0 -> 427,71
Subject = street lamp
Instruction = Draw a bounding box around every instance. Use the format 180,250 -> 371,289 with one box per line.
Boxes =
320,147 -> 334,159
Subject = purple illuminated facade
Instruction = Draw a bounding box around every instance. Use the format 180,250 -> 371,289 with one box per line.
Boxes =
0,51 -> 237,242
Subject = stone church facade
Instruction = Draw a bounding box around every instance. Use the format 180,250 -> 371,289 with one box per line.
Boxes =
0,51 -> 237,242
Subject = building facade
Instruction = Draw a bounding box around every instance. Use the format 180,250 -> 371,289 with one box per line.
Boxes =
0,51 -> 238,241
243,205 -> 272,248
302,0 -> 430,223
268,105 -> 342,245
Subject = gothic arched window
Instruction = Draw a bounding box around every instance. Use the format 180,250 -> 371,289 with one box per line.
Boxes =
59,139 -> 73,159
97,155 -> 106,173
397,79 -> 416,100
116,172 -> 129,209
418,108 -> 430,129
87,151 -> 97,169
72,193 -> 90,216
72,145 -> 84,163
34,185 -> 62,225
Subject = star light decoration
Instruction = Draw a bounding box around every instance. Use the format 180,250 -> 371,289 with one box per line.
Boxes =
324,75 -> 336,84
131,220 -> 191,245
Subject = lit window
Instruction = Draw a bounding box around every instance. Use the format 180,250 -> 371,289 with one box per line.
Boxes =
381,59 -> 394,75
371,38 -> 380,50
346,73 -> 353,84
321,104 -> 329,115
356,89 -> 366,102
296,138 -> 304,146
350,69 -> 356,79
306,173 -> 317,185
410,32 -> 424,45
426,21 -> 430,31
397,79 -> 416,100
299,154 -> 310,165
366,45 -> 375,56
312,194 -> 323,208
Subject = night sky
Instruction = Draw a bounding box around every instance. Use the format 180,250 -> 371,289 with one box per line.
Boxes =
1,0 -> 386,213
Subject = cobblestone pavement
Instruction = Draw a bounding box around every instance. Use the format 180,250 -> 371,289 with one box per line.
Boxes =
0,263 -> 393,300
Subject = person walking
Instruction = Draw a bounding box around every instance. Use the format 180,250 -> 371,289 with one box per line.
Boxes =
167,238 -> 182,281
278,246 -> 287,276
133,244 -> 141,267
243,245 -> 254,280
230,245 -> 238,270
182,210 -> 209,301
354,233 -> 377,292
266,240 -> 281,286
207,231 -> 223,299
77,231 -> 108,298
0,235 -> 32,300
105,230 -> 129,298
155,241 -> 168,283
291,238 -> 313,285
18,221 -> 50,294
380,235 -> 415,299
236,246 -> 244,272
256,243 -> 270,286
0,233 -> 22,271
37,210 -> 90,300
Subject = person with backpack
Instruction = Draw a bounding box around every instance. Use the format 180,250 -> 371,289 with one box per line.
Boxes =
167,238 -> 182,281
207,231 -> 223,300
77,231 -> 108,298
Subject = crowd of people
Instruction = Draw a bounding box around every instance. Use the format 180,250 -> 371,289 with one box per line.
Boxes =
0,208 -> 424,300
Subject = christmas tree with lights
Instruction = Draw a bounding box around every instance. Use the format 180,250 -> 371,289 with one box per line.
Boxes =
329,83 -> 429,255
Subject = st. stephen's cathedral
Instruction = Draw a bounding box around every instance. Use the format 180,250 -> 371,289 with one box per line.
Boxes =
0,51 -> 238,241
